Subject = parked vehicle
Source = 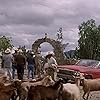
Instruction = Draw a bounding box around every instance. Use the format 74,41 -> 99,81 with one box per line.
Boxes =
57,59 -> 100,82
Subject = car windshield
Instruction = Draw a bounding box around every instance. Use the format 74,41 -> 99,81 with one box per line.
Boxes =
76,59 -> 99,67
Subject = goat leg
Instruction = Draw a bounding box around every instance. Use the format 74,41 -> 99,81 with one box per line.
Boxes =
86,91 -> 90,100
83,92 -> 86,100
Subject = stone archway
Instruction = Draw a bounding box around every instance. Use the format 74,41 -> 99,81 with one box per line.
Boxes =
32,37 -> 65,65
32,37 -> 65,76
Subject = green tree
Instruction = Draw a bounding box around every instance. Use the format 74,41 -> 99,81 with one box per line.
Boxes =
76,19 -> 100,60
0,36 -> 12,52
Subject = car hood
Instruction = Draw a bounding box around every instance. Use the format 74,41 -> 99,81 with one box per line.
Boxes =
58,65 -> 88,73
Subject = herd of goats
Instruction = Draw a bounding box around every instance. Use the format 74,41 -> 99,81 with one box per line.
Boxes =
0,72 -> 100,100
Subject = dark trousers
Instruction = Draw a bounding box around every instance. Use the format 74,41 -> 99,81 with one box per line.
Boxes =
17,64 -> 24,80
12,65 -> 16,79
28,64 -> 35,79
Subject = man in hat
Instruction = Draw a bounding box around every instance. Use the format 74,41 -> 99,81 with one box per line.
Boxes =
26,52 -> 36,79
2,48 -> 13,80
15,49 -> 26,80
44,52 -> 58,81
12,49 -> 18,79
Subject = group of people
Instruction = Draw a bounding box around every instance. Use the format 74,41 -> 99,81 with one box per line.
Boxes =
1,48 -> 36,80
1,48 -> 58,81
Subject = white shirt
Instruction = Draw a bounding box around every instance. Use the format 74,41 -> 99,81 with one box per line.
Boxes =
44,56 -> 58,69
47,57 -> 58,66
2,54 -> 13,68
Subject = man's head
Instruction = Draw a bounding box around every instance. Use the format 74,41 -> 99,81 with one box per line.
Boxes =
46,51 -> 54,59
17,49 -> 23,54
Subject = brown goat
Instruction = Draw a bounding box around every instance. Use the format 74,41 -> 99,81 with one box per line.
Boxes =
22,75 -> 54,90
15,75 -> 54,100
81,78 -> 100,100
0,82 -> 16,100
0,75 -> 8,83
27,79 -> 63,100
12,80 -> 27,100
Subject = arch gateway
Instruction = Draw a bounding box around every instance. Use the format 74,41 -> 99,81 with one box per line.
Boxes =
32,37 -> 66,76
32,37 -> 65,65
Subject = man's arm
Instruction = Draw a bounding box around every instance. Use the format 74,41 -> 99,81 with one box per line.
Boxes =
52,57 -> 58,65
23,56 -> 26,65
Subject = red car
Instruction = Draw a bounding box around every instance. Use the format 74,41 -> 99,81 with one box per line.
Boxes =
57,59 -> 100,81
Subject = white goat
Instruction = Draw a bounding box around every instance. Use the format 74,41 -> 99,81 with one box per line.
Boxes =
60,83 -> 80,100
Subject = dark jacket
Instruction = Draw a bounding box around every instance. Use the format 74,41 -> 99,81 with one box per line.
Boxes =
27,56 -> 35,65
15,54 -> 26,66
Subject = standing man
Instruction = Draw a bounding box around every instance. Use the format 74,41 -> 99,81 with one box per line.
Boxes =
27,52 -> 35,79
15,49 -> 26,80
44,52 -> 58,81
2,48 -> 13,80
12,50 -> 18,79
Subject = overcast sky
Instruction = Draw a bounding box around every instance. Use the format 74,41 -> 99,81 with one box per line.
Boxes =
0,0 -> 100,52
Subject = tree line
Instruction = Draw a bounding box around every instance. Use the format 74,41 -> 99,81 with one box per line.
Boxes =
0,36 -> 12,52
75,19 -> 100,60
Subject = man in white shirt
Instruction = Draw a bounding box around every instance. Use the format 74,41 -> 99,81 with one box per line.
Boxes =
44,52 -> 58,81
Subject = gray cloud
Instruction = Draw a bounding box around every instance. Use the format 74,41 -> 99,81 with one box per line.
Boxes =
0,0 -> 100,51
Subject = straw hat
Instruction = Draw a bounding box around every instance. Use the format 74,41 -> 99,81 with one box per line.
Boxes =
30,52 -> 35,57
33,55 -> 35,58
45,52 -> 54,59
31,52 -> 34,54
47,51 -> 54,55
5,48 -> 11,54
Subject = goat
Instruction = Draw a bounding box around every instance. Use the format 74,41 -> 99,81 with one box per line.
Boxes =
13,75 -> 54,100
0,75 -> 9,83
27,79 -> 63,100
21,75 -> 54,91
11,80 -> 27,100
59,83 -> 80,100
81,78 -> 100,100
0,82 -> 16,100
